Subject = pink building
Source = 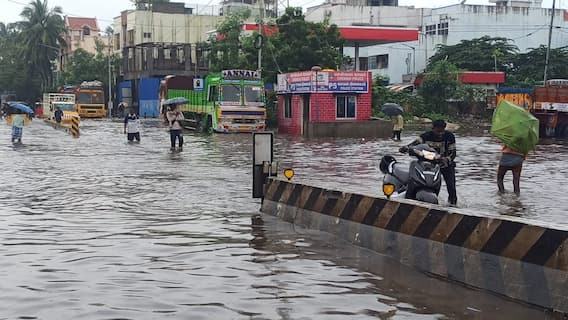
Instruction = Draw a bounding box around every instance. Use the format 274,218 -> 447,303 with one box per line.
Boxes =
276,69 -> 390,138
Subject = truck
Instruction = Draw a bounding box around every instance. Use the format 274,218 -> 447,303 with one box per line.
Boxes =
60,80 -> 106,118
158,69 -> 266,133
43,93 -> 80,126
531,79 -> 568,137
497,79 -> 568,137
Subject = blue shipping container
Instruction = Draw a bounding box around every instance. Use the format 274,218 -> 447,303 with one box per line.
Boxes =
139,77 -> 161,100
118,81 -> 132,107
139,99 -> 160,118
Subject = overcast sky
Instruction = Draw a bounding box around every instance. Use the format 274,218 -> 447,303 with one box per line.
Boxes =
0,0 -> 564,29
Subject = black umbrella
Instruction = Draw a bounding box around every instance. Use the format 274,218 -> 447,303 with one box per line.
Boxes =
163,97 -> 189,106
381,103 -> 403,116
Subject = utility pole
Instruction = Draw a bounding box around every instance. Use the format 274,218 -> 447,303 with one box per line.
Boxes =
544,0 -> 556,84
107,31 -> 113,118
257,0 -> 265,72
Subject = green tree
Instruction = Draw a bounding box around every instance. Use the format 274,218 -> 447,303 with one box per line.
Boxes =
207,11 -> 252,72
265,7 -> 344,81
507,45 -> 568,87
0,22 -> 42,102
17,0 -> 67,90
418,60 -> 461,115
62,42 -> 120,92
428,36 -> 518,73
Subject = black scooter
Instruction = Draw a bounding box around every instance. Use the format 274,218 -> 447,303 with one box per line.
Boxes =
379,144 -> 442,204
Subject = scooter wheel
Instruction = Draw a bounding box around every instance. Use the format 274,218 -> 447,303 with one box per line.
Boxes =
416,190 -> 439,204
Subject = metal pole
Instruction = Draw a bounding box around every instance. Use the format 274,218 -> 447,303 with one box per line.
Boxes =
412,46 -> 416,75
257,0 -> 264,71
544,0 -> 556,84
107,33 -> 113,118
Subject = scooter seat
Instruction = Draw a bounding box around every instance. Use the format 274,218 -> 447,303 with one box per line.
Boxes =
390,163 -> 409,183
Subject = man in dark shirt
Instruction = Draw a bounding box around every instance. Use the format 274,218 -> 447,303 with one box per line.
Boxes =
400,119 -> 457,205
54,107 -> 63,124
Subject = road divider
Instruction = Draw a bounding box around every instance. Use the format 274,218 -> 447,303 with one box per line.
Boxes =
261,178 -> 568,314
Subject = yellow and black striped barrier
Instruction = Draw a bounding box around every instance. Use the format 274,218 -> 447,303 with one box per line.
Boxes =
71,116 -> 80,138
261,179 -> 568,314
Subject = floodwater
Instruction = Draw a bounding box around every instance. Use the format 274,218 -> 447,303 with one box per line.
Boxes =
0,119 -> 564,319
278,130 -> 568,229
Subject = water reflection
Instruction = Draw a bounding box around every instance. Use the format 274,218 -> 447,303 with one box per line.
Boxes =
0,120 -> 563,319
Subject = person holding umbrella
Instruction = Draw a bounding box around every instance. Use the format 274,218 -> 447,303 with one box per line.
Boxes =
497,146 -> 526,195
11,113 -> 25,144
491,100 -> 539,196
382,103 -> 404,141
164,98 -> 187,151
392,114 -> 404,141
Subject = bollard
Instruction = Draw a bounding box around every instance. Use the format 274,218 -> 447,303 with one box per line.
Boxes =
71,116 -> 80,138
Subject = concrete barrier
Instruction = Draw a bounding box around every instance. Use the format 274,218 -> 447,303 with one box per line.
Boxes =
261,179 -> 568,313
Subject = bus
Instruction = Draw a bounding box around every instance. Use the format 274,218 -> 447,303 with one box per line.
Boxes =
61,80 -> 106,118
159,70 -> 266,133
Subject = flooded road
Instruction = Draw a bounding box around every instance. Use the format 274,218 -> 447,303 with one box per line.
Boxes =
278,130 -> 568,229
0,119 -> 563,319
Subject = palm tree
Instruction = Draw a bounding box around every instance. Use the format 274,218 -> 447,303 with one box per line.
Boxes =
17,0 -> 67,90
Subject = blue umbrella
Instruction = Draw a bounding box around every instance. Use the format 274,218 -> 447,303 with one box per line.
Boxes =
9,102 -> 34,114
163,97 -> 189,106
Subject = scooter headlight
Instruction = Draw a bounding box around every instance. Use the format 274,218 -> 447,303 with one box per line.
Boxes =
383,184 -> 395,198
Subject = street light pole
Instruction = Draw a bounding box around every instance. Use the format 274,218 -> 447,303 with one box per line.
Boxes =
107,31 -> 113,118
39,43 -> 62,88
311,65 -> 321,122
400,43 -> 416,75
544,0 -> 556,84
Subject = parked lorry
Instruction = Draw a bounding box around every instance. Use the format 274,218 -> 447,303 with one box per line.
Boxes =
43,93 -> 79,126
159,69 -> 266,133
497,79 -> 568,137
60,80 -> 106,118
531,79 -> 568,137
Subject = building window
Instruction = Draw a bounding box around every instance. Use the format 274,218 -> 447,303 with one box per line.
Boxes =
437,22 -> 449,35
425,24 -> 436,35
143,32 -> 152,39
336,95 -> 356,119
359,57 -> 368,71
127,30 -> 134,46
368,55 -> 388,69
377,54 -> 388,69
283,96 -> 292,118
83,26 -> 90,36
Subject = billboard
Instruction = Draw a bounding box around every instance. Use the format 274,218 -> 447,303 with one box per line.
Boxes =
277,71 -> 369,94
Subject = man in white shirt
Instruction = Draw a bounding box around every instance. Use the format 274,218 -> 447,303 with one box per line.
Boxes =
124,108 -> 141,142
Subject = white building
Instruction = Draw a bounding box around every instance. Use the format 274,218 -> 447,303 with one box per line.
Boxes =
307,0 -> 568,83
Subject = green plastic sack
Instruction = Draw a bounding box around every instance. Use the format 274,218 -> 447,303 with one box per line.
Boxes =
490,100 -> 539,154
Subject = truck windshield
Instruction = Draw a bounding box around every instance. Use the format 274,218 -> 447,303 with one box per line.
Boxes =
244,86 -> 264,103
78,92 -> 104,104
221,84 -> 241,103
54,103 -> 76,112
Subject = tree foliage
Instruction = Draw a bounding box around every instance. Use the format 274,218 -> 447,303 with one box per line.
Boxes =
208,10 -> 252,72
507,45 -> 568,86
419,60 -> 461,114
62,43 -> 120,93
17,0 -> 67,90
207,8 -> 345,84
266,7 -> 344,81
0,21 -> 42,103
428,36 -> 518,73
